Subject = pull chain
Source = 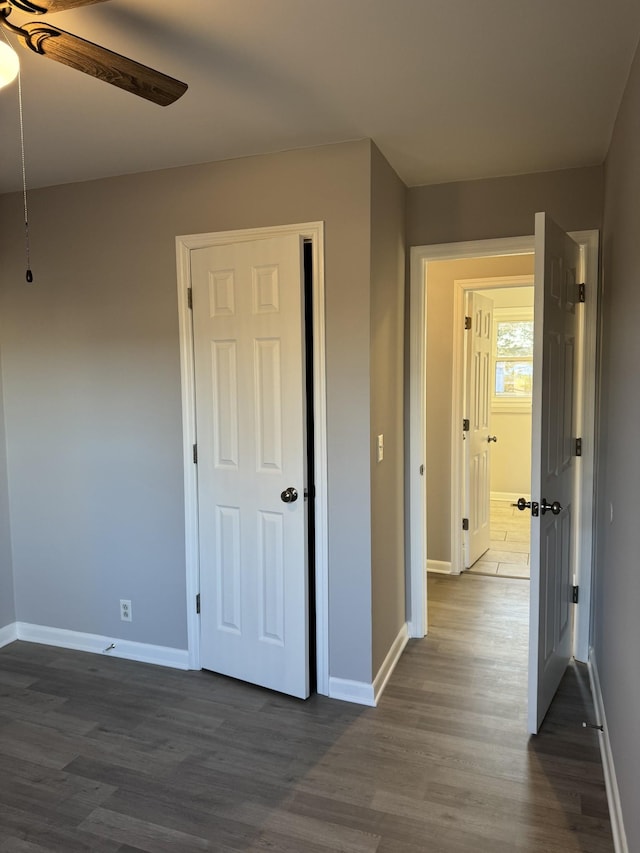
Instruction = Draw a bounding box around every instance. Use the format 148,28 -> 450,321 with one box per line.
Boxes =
17,65 -> 33,283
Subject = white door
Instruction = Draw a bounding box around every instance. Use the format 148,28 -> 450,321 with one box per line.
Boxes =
190,234 -> 309,699
464,291 -> 494,568
526,212 -> 580,733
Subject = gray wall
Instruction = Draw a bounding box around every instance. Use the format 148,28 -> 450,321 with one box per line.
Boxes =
0,346 -> 14,631
370,144 -> 406,674
597,38 -> 640,852
407,165 -> 604,247
0,140 -> 386,683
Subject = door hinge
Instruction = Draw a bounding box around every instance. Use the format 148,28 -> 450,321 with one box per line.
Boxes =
462,517 -> 469,531
187,287 -> 193,309
463,418 -> 470,432
193,443 -> 198,464
196,593 -> 200,614
572,585 -> 579,604
578,283 -> 585,303
464,316 -> 472,330
575,437 -> 582,457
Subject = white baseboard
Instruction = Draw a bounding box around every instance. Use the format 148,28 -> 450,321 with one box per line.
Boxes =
491,491 -> 528,504
0,622 -> 18,649
588,648 -> 628,853
427,560 -> 452,574
14,623 -> 189,670
329,622 -> 409,708
329,675 -> 375,706
372,622 -> 408,705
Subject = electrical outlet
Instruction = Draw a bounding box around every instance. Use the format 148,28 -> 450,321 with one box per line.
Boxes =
120,599 -> 132,622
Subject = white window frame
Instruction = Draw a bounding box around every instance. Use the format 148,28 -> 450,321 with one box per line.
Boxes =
492,306 -> 534,413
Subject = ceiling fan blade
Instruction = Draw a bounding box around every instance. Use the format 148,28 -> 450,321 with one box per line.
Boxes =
9,0 -> 109,12
20,22 -> 187,105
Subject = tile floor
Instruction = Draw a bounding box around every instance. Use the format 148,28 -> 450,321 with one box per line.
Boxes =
467,499 -> 531,579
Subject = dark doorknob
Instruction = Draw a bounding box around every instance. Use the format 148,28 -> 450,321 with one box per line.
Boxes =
541,498 -> 562,515
280,487 -> 298,504
516,497 -> 539,517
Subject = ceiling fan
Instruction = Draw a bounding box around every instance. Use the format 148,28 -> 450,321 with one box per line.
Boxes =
0,0 -> 187,105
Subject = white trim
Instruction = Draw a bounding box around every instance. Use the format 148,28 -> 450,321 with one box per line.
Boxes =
328,676 -> 375,707
175,222 -> 329,696
328,623 -> 409,707
427,560 -> 452,574
572,230 -> 599,663
0,623 -> 17,648
372,623 -> 409,705
410,238 -> 534,627
588,649 -> 628,853
450,278 -> 465,576
491,304 -> 535,411
491,399 -> 533,413
408,248 -> 427,638
409,232 -> 598,655
14,623 -> 189,669
491,491 -> 528,504
413,237 -> 535,264
175,238 -> 200,670
451,274 -> 534,574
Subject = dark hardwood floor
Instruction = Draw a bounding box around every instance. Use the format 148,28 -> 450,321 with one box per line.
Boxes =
0,574 -> 613,852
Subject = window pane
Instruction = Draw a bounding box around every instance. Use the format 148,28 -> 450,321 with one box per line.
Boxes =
496,320 -> 534,357
495,360 -> 533,396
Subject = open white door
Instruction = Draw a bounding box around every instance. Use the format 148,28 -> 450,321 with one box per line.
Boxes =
191,234 -> 309,699
524,212 -> 580,733
464,291 -> 494,568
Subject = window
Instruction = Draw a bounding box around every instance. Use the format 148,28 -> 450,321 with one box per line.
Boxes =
492,307 -> 533,410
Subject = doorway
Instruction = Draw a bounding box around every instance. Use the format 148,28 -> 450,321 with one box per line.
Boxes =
408,230 -> 599,666
455,277 -> 535,579
175,222 -> 330,697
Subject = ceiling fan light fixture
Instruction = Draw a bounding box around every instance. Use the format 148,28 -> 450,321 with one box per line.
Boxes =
0,40 -> 19,88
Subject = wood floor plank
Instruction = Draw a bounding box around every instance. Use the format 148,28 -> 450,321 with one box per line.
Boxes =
0,573 -> 613,852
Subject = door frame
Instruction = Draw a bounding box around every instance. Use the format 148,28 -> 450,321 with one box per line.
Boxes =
408,230 -> 599,664
175,222 -> 329,696
451,274 -> 534,575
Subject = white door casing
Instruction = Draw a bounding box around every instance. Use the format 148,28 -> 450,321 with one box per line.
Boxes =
527,212 -> 580,733
176,222 -> 328,697
464,291 -> 493,568
191,234 -> 309,699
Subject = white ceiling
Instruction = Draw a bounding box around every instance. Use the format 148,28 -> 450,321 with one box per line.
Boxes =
1,0 -> 639,194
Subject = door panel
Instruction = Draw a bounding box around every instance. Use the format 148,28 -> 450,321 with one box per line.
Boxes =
528,212 -> 579,733
465,292 -> 493,567
191,234 -> 309,699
